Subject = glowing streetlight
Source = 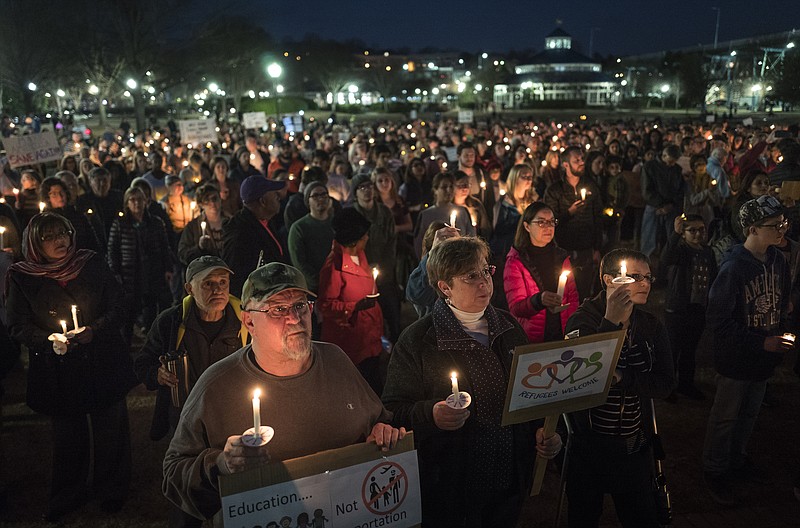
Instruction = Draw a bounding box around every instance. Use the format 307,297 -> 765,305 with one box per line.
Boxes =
660,84 -> 670,93
126,78 -> 137,89
27,82 -> 37,91
788,42 -> 796,49
267,63 -> 282,79
56,89 -> 65,97
209,82 -> 219,92
88,85 -> 99,95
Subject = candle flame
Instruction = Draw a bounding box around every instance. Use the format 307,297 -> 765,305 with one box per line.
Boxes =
39,202 -> 46,213
560,270 -> 570,279
0,226 -> 5,234
620,261 -> 627,276
450,371 -> 457,379
372,267 -> 379,279
253,388 -> 261,399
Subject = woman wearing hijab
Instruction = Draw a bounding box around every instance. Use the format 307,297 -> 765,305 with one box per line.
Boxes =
5,212 -> 137,521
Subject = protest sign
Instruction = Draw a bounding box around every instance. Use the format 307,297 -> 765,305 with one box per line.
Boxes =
243,111 -> 268,130
458,110 -> 473,124
2,131 -> 62,168
220,433 -> 421,528
179,119 -> 217,146
742,117 -> 754,126
501,331 -> 625,495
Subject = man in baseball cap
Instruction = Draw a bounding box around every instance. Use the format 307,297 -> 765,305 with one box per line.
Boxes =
164,261 -> 406,522
222,175 -> 289,296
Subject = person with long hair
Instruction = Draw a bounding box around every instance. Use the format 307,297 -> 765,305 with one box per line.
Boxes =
39,177 -> 103,254
504,202 -> 579,342
209,156 -> 241,217
6,212 -> 137,521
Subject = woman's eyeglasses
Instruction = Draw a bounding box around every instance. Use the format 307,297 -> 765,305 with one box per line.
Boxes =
627,273 -> 656,284
41,230 -> 73,243
456,265 -> 496,284
684,227 -> 706,234
529,219 -> 558,228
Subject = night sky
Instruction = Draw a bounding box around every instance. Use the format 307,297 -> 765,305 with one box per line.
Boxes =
254,0 -> 800,57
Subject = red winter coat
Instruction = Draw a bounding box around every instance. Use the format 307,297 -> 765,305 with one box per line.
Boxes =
504,246 -> 579,343
318,242 -> 384,366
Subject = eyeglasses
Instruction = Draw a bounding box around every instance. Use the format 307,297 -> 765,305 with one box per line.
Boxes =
454,182 -> 470,189
684,227 -> 706,234
456,265 -> 496,284
529,219 -> 559,228
519,175 -> 534,181
628,273 -> 656,284
356,184 -> 373,192
758,220 -> 790,231
309,192 -> 330,201
246,300 -> 314,319
41,229 -> 73,243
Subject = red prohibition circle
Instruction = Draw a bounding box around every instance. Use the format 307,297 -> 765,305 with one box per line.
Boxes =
360,461 -> 409,516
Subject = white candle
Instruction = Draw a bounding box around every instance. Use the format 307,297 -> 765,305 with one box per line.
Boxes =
252,388 -> 261,434
782,333 -> 796,344
580,188 -> 587,201
620,261 -> 627,279
190,201 -> 196,211
557,270 -> 570,301
38,202 -> 46,213
71,305 -> 79,331
372,267 -> 379,295
60,320 -> 67,335
450,371 -> 459,401
200,221 -> 207,236
0,226 -> 5,249
450,210 -> 457,230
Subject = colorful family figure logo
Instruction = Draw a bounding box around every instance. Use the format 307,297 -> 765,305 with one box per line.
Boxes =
521,350 -> 603,389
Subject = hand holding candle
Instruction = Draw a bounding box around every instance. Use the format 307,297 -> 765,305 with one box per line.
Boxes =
241,387 -> 274,447
611,259 -> 635,284
446,371 -> 471,409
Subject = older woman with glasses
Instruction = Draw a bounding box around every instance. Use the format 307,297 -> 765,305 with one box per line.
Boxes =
504,202 -> 579,343
383,236 -> 562,527
6,212 -> 137,521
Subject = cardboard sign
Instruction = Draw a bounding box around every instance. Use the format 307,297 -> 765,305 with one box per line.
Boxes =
781,181 -> 800,201
742,117 -> 754,126
179,119 -> 217,146
501,331 -> 625,426
458,110 -> 474,124
242,111 -> 268,130
705,115 -> 716,123
220,434 -> 421,528
2,131 -> 62,168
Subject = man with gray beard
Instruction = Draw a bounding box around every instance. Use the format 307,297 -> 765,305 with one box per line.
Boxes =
163,262 -> 404,523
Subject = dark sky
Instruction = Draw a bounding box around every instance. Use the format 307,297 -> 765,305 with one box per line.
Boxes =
253,0 -> 800,57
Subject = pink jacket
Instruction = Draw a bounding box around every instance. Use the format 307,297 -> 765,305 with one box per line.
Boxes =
504,246 -> 579,343
317,242 -> 384,366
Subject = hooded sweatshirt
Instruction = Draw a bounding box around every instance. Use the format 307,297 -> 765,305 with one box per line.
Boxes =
706,243 -> 789,381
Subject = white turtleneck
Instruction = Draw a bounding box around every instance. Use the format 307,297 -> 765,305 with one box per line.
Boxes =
448,302 -> 490,346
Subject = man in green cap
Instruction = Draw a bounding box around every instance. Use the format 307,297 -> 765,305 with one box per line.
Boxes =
163,262 -> 405,523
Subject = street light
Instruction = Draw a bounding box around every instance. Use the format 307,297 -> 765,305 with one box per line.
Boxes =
660,84 -> 670,109
788,42 -> 796,49
267,63 -> 282,119
126,78 -> 137,89
27,82 -> 37,91
209,82 -> 219,93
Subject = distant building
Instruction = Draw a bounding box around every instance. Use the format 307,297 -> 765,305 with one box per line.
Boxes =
493,28 -> 617,108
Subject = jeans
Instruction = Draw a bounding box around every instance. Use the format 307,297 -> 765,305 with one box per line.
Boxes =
641,205 -> 680,258
702,375 -> 767,476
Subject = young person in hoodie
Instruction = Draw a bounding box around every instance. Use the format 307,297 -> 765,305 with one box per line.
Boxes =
703,195 -> 795,506
563,248 -> 675,528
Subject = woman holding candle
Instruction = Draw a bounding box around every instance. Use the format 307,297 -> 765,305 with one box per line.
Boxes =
39,177 -> 104,254
383,236 -> 562,527
177,184 -> 228,265
209,156 -> 241,216
504,202 -> 579,343
412,173 -> 474,258
317,207 -> 385,394
6,212 -> 137,521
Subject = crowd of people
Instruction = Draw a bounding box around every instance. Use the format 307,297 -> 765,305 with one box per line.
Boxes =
1,111 -> 799,527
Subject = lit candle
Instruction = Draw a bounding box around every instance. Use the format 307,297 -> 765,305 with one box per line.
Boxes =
782,333 -> 796,344
60,320 -> 67,335
71,305 -> 79,330
12,188 -> 19,196
0,226 -> 5,249
450,371 -> 459,401
252,388 -> 261,435
711,179 -> 717,186
87,208 -> 93,214
200,221 -> 207,236
580,188 -> 587,201
39,202 -> 45,213
620,261 -> 627,279
190,201 -> 196,211
557,270 -> 570,301
450,210 -> 457,230
372,267 -> 379,295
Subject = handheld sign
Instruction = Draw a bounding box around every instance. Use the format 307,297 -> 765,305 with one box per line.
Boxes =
458,110 -> 473,124
219,433 -> 421,528
2,131 -> 62,168
242,111 -> 268,130
501,330 -> 625,495
179,119 -> 217,146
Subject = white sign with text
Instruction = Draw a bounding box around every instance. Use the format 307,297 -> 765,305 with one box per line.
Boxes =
2,131 -> 62,168
179,119 -> 217,146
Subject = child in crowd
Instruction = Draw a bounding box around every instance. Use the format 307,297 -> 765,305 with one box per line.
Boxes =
662,214 -> 717,400
703,195 -> 795,506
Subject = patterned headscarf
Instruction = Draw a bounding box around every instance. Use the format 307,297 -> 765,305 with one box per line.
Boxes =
9,212 -> 95,283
